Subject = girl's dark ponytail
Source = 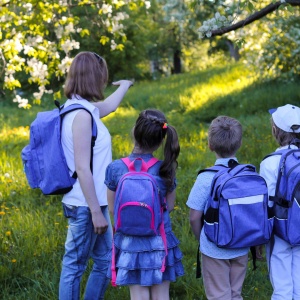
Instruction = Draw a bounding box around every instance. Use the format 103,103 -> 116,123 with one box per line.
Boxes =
133,109 -> 180,189
160,125 -> 180,189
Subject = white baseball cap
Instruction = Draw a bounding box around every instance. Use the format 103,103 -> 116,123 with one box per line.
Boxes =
269,104 -> 300,133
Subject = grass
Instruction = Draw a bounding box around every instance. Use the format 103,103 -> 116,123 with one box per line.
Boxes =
1,61 -> 300,299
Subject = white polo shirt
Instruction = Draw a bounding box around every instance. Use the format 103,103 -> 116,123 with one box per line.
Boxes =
61,96 -> 112,207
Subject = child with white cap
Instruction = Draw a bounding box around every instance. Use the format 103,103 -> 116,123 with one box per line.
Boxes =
260,104 -> 300,300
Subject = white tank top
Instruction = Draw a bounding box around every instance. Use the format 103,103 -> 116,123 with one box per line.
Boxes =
61,97 -> 112,206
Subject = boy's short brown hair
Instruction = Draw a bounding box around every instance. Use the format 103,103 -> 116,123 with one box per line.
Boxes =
208,116 -> 242,158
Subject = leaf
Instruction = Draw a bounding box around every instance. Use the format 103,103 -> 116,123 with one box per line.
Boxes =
287,5 -> 294,12
100,36 -> 110,45
247,2 -> 254,12
116,44 -> 125,51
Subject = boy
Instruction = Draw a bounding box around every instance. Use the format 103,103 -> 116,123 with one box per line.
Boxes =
186,116 -> 249,300
260,104 -> 300,300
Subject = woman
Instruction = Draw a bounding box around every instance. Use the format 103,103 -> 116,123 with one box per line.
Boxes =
59,51 -> 133,300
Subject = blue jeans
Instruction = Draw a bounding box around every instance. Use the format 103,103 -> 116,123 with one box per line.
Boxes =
59,204 -> 112,300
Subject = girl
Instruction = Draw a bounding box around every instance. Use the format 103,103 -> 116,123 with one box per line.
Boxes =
105,109 -> 184,300
59,51 -> 133,300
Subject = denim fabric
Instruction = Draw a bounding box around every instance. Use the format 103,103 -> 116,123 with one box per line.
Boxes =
59,205 -> 112,300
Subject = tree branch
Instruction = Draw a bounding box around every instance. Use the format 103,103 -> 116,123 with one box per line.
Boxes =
211,0 -> 300,37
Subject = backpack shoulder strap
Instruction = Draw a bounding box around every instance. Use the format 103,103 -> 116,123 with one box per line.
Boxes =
262,148 -> 300,162
59,102 -> 97,177
121,157 -> 159,172
60,103 -> 97,140
273,148 -> 300,202
197,164 -> 226,176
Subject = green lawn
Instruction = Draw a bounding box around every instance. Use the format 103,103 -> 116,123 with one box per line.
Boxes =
1,62 -> 299,299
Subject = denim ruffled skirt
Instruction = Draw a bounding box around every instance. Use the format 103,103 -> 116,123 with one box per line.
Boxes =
109,218 -> 184,286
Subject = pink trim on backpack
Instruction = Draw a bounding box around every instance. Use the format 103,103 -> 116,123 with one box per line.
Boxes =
111,230 -> 117,287
117,201 -> 155,232
159,206 -> 168,272
121,157 -> 159,172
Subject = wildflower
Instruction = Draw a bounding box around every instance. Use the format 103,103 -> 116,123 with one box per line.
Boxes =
0,211 -> 5,215
11,259 -> 17,263
55,222 -> 59,225
5,231 -> 11,236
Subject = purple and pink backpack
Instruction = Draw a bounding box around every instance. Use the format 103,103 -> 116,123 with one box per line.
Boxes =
111,157 -> 167,286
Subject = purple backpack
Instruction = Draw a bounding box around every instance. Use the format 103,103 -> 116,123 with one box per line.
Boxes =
111,157 -> 167,287
200,160 -> 272,249
113,157 -> 165,236
265,148 -> 300,245
21,101 -> 97,195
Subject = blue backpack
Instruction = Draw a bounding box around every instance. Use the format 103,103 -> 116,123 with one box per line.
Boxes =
21,101 -> 97,195
111,157 -> 167,286
265,147 -> 300,246
201,159 -> 273,249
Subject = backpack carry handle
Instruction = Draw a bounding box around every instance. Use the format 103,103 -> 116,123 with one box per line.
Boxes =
227,163 -> 256,176
121,157 -> 159,172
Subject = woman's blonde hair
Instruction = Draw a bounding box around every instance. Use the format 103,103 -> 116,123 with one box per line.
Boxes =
64,52 -> 108,101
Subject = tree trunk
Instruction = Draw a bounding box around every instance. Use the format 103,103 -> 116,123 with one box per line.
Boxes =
225,40 -> 240,61
173,50 -> 181,74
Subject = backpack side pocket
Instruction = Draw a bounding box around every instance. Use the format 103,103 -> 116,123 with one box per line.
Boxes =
21,145 -> 39,189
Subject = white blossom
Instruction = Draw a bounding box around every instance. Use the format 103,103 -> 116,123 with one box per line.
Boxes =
110,39 -> 117,50
55,26 -> 63,39
65,23 -> 76,34
57,56 -> 73,73
61,39 -> 80,54
24,3 -> 32,11
13,95 -> 29,108
27,58 -> 49,84
145,1 -> 151,9
102,4 -> 113,14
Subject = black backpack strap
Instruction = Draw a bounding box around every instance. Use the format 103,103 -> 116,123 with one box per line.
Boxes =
196,243 -> 201,278
250,246 -> 257,271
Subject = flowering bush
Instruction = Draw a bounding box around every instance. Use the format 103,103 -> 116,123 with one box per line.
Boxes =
0,0 -> 149,106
